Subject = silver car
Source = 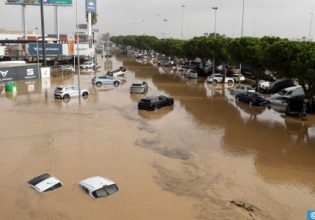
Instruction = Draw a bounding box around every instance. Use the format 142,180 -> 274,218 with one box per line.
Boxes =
91,75 -> 121,87
230,85 -> 255,96
54,85 -> 89,99
130,81 -> 148,94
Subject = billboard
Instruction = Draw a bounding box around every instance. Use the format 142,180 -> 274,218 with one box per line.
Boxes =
28,43 -> 63,56
6,0 -> 72,6
86,0 -> 96,13
0,64 -> 40,83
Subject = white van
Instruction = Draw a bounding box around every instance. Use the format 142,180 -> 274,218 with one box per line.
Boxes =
271,86 -> 304,99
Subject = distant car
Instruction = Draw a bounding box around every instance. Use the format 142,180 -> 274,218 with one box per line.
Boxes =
80,61 -> 95,69
262,79 -> 295,94
236,91 -> 267,106
59,65 -> 74,73
228,74 -> 246,83
230,85 -> 255,96
130,81 -> 148,94
106,67 -> 127,78
91,75 -> 121,87
79,176 -> 119,199
266,96 -> 289,113
207,73 -> 234,85
271,86 -> 304,99
138,95 -> 174,111
28,173 -> 63,193
257,80 -> 271,92
54,85 -> 89,99
186,69 -> 198,79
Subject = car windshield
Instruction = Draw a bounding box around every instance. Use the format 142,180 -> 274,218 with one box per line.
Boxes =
55,87 -> 63,91
132,83 -> 142,87
92,184 -> 118,198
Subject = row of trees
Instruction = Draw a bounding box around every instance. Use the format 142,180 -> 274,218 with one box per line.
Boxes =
110,35 -> 315,103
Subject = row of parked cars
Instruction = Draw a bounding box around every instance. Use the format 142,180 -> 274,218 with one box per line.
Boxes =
229,83 -> 306,117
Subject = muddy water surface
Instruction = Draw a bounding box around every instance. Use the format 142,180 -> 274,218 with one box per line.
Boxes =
0,55 -> 315,220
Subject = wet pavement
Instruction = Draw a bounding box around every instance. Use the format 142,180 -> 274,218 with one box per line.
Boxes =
0,54 -> 315,220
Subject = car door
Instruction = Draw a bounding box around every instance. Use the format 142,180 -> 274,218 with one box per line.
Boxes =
70,86 -> 79,97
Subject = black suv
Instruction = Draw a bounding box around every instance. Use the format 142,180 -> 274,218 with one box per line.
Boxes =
138,95 -> 174,111
264,79 -> 295,94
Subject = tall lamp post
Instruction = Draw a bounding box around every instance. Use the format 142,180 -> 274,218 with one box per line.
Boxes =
211,6 -> 218,75
76,0 -> 81,101
35,27 -> 40,74
39,0 -> 46,66
212,7 -> 218,37
309,12 -> 313,41
181,4 -> 185,39
239,0 -> 245,84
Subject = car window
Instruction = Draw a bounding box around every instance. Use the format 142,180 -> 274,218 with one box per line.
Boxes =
287,91 -> 292,95
92,188 -> 109,198
105,184 -> 119,195
44,182 -> 62,192
240,86 -> 245,90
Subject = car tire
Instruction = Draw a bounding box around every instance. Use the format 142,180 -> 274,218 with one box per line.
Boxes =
114,81 -> 120,87
63,94 -> 70,99
213,79 -> 218,84
82,92 -> 88,97
96,82 -> 102,87
227,80 -> 233,86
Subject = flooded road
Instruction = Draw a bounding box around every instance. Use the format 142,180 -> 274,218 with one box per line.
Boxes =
0,54 -> 315,220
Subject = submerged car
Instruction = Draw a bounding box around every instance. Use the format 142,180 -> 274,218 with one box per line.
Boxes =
54,85 -> 89,99
138,95 -> 174,111
228,73 -> 246,83
236,91 -> 267,106
130,81 -> 148,94
91,75 -> 121,87
28,173 -> 63,193
80,61 -> 95,69
207,73 -> 234,85
79,176 -> 119,199
186,69 -> 198,79
106,67 -> 127,78
230,85 -> 255,96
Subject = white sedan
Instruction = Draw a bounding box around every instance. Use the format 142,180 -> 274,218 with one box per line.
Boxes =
207,73 -> 234,85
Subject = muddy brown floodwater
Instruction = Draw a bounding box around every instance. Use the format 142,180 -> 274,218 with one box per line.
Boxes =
0,54 -> 315,220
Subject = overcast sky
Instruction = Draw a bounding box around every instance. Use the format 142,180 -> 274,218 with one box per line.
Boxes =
1,0 -> 315,40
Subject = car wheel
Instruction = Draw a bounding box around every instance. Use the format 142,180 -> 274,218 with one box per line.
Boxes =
213,79 -> 217,84
227,80 -> 233,86
63,94 -> 70,99
114,81 -> 120,87
96,82 -> 102,87
230,90 -> 235,95
82,92 -> 88,97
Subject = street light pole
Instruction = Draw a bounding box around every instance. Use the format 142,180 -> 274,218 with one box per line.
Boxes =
309,12 -> 313,41
181,4 -> 185,39
40,0 -> 47,66
240,0 -> 245,84
212,6 -> 218,76
76,0 -> 81,102
241,0 -> 245,37
35,27 -> 40,75
212,7 -> 218,37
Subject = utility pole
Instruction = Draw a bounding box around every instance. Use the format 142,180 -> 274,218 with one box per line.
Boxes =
212,6 -> 218,76
309,12 -> 313,41
40,0 -> 46,66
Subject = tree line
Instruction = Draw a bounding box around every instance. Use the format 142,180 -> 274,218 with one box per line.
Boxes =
110,35 -> 315,102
